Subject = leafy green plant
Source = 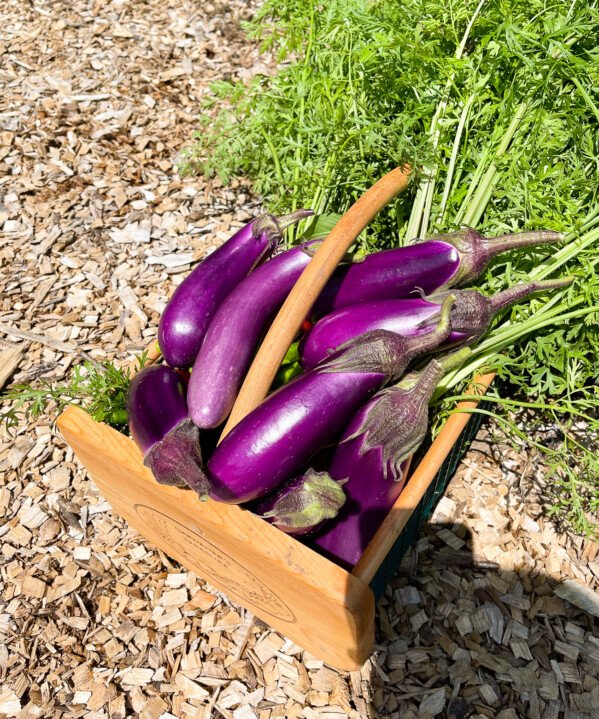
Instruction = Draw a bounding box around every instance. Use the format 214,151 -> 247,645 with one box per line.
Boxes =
1,354 -> 147,433
184,0 -> 599,534
181,0 -> 442,245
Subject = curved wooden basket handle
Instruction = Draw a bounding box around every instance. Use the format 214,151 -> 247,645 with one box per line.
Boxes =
220,165 -> 411,439
130,167 -> 410,419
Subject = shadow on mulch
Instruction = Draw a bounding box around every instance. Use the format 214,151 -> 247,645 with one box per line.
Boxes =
364,522 -> 599,719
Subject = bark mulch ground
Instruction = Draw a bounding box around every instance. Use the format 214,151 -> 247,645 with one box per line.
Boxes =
1,1 -> 598,718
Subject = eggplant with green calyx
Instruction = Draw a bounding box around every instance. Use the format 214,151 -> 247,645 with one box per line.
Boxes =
158,209 -> 313,368
310,347 -> 472,569
313,228 -> 562,315
251,469 -> 347,535
188,228 -> 562,425
127,364 -> 209,496
205,295 -> 456,505
301,277 -> 572,369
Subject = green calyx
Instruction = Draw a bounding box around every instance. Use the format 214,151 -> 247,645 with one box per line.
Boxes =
343,348 -> 471,482
262,470 -> 347,532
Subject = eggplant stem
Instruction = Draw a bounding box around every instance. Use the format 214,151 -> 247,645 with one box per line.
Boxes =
276,208 -> 315,229
441,227 -> 566,287
411,361 -> 446,401
489,277 -> 574,312
407,294 -> 455,356
435,346 -> 473,374
482,229 -> 564,252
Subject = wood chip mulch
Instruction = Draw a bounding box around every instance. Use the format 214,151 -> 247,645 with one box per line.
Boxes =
1,1 -> 598,718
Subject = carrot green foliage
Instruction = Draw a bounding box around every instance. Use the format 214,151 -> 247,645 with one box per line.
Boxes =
1,354 -> 147,432
184,0 -> 599,535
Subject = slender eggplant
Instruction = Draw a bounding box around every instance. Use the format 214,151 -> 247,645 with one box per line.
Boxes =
206,295 -> 456,504
188,229 -> 560,426
127,364 -> 209,496
157,209 -> 312,367
313,228 -> 562,315
310,348 -> 471,568
188,242 -> 316,428
301,278 -> 572,369
251,469 -> 347,535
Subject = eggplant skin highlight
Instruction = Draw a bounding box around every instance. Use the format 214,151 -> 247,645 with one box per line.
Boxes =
301,277 -> 572,368
313,228 -> 562,314
188,242 -> 316,429
205,296 -> 455,504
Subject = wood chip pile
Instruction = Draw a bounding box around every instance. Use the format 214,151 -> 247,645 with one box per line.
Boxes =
0,1 -> 598,717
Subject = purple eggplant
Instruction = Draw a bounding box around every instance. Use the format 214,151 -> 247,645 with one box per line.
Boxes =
313,228 -> 562,314
251,469 -> 347,536
310,348 -> 471,569
127,364 -> 209,496
187,228 -> 560,426
205,295 -> 456,505
157,209 -> 312,368
188,242 -> 316,428
301,278 -> 572,369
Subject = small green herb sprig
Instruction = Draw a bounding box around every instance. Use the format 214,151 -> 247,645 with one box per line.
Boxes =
1,353 -> 147,433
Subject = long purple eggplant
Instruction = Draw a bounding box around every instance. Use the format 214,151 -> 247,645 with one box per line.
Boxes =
205,295 -> 455,504
157,209 -> 312,368
301,278 -> 572,369
310,348 -> 471,569
188,242 -> 316,428
251,470 -> 347,536
127,365 -> 209,495
187,229 -> 560,427
313,228 -> 562,314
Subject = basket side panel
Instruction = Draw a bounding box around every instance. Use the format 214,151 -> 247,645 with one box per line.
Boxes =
57,406 -> 374,671
352,373 -> 494,585
369,401 -> 490,599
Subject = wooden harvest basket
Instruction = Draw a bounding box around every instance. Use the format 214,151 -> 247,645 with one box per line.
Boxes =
57,382 -> 491,671
57,169 -> 494,670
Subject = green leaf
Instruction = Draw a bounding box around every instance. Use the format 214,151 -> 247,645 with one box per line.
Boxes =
300,212 -> 343,240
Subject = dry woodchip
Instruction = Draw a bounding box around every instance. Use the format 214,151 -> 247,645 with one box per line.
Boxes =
1,1 -> 598,718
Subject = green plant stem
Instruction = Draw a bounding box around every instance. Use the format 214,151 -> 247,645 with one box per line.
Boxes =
289,0 -> 316,239
439,303 -> 596,394
459,103 -> 529,227
260,128 -> 284,187
529,227 -> 599,281
405,0 -> 487,241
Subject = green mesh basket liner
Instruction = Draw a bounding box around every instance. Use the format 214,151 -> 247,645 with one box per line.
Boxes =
368,400 -> 491,600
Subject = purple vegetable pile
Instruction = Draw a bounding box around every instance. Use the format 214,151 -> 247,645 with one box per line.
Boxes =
127,212 -> 566,569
